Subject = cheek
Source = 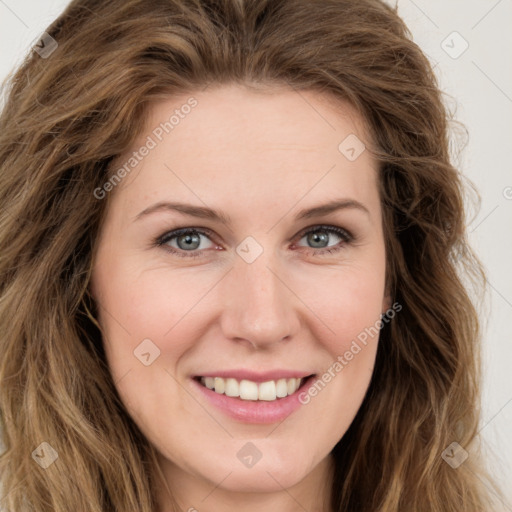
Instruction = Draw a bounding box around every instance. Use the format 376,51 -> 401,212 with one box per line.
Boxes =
93,262 -> 217,428
300,263 -> 385,407
306,261 -> 386,345
92,266 -> 195,423
95,254 -> 184,334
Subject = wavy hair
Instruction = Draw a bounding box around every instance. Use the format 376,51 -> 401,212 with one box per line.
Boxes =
0,0 -> 506,510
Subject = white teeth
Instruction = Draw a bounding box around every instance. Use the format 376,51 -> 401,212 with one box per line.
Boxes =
258,380 -> 275,401
199,376 -> 305,401
204,377 -> 215,389
239,380 -> 259,400
276,378 -> 288,398
213,377 -> 225,394
224,378 -> 239,397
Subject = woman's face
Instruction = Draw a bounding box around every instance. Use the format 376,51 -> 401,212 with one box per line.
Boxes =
90,84 -> 390,507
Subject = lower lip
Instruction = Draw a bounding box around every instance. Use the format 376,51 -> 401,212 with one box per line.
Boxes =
191,375 -> 317,424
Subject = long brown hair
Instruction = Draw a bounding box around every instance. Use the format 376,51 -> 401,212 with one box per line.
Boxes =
0,0 -> 506,510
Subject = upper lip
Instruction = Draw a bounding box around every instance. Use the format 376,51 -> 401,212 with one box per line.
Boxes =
194,369 -> 316,383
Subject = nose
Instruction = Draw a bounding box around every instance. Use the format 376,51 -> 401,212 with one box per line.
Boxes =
218,249 -> 301,350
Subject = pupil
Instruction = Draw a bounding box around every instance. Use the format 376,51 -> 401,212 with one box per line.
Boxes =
178,233 -> 200,250
309,232 -> 328,248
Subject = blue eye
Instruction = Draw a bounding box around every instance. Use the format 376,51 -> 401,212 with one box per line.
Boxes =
295,225 -> 353,255
156,228 -> 215,258
155,225 -> 354,259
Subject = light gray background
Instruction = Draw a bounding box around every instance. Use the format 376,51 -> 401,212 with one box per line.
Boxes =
1,0 -> 511,507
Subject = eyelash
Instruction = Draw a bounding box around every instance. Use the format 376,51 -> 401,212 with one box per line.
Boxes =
154,224 -> 355,259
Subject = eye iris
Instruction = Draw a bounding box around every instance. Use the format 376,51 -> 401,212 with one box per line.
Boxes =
308,231 -> 329,248
177,232 -> 201,250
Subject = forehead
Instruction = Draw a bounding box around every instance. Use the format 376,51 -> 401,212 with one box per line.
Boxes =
141,84 -> 370,153
107,84 -> 380,221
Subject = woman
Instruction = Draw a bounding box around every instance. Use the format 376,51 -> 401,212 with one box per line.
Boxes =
0,0 -> 506,510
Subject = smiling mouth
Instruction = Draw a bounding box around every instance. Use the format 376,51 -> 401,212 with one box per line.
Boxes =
194,375 -> 315,402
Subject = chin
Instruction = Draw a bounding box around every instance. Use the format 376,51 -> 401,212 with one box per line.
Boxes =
212,467 -> 305,494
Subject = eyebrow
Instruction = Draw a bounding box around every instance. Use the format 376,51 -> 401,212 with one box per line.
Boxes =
134,198 -> 370,224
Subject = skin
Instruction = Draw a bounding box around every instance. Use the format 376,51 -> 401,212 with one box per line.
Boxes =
90,84 -> 391,512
